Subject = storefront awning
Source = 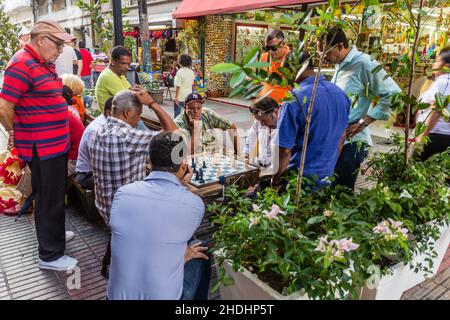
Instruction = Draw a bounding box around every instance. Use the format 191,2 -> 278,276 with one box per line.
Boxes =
172,0 -> 321,19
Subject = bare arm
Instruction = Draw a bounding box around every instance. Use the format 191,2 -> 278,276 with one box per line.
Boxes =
228,123 -> 239,156
417,107 -> 441,142
272,147 -> 291,186
77,60 -> 83,77
0,98 -> 16,148
174,86 -> 180,104
133,87 -> 177,132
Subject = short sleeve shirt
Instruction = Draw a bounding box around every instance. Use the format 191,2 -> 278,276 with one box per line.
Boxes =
0,44 -> 69,161
174,107 -> 232,151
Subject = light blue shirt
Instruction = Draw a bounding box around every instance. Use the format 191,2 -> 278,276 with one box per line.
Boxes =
75,114 -> 107,173
107,171 -> 205,300
331,46 -> 402,146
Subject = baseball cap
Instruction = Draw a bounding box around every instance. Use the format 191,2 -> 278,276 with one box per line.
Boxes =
185,93 -> 204,106
30,19 -> 75,42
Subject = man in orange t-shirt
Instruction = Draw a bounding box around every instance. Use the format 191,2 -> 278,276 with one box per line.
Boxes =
259,29 -> 291,104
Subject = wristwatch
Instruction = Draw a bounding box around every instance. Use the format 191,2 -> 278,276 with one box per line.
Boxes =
358,118 -> 368,127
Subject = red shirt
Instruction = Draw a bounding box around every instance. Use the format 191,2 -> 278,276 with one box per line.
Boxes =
0,44 -> 69,161
68,112 -> 85,160
79,48 -> 94,77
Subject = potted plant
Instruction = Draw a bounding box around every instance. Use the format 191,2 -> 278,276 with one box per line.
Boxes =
208,0 -> 450,300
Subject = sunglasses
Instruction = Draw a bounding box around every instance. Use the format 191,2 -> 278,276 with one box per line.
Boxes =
262,42 -> 284,52
45,36 -> 64,50
249,106 -> 276,117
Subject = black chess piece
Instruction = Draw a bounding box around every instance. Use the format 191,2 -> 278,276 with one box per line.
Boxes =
195,170 -> 200,181
192,163 -> 197,174
202,160 -> 207,169
199,168 -> 205,184
191,158 -> 195,167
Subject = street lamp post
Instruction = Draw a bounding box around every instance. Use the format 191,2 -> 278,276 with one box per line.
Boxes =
111,0 -> 124,46
138,0 -> 152,73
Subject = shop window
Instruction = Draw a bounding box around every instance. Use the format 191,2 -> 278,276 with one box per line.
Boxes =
37,0 -> 48,16
53,0 -> 67,12
235,24 -> 299,64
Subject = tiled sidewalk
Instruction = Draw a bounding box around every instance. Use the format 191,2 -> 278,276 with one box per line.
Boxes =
1,203 -> 449,300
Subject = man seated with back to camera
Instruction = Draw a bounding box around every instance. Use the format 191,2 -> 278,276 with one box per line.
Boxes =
74,96 -> 113,190
107,132 -> 211,300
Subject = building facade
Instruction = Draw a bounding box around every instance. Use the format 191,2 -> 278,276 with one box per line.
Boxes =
4,0 -> 181,49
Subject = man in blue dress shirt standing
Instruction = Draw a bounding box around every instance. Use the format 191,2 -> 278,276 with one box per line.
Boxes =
317,27 -> 402,191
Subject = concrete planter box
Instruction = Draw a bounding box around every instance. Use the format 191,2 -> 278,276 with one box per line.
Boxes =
218,260 -> 309,300
359,222 -> 450,300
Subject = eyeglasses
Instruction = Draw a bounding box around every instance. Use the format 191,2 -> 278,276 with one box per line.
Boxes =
44,36 -> 64,50
249,106 -> 276,117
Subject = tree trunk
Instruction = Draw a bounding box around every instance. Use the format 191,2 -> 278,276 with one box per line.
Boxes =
404,0 -> 424,166
138,0 -> 152,73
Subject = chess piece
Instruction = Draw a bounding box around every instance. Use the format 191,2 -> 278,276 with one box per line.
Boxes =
231,156 -> 236,167
195,170 -> 200,181
191,158 -> 195,167
199,168 -> 205,184
192,163 -> 197,174
216,168 -> 221,177
202,160 -> 207,169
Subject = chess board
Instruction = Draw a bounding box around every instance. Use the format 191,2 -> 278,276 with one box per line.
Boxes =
189,153 -> 257,188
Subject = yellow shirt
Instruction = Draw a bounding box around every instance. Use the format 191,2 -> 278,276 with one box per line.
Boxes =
95,68 -> 131,112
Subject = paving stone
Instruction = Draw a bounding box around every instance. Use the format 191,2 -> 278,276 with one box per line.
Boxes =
424,286 -> 447,300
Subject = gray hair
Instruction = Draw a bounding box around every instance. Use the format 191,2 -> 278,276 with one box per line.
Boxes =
112,90 -> 141,115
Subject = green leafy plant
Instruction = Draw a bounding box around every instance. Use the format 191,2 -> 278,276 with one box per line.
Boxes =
0,4 -> 20,69
77,0 -> 130,54
209,0 -> 450,300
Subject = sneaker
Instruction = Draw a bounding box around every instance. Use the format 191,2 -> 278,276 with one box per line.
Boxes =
65,231 -> 75,242
38,255 -> 78,271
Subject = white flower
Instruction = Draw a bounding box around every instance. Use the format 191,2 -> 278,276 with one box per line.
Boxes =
314,236 -> 328,252
264,204 -> 285,220
338,238 -> 360,252
251,204 -> 261,212
249,216 -> 260,228
373,220 -> 389,234
323,209 -> 334,217
399,190 -> 413,199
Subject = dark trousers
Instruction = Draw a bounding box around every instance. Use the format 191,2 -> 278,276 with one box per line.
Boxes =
181,256 -> 211,300
30,146 -> 68,262
333,142 -> 367,192
419,133 -> 450,162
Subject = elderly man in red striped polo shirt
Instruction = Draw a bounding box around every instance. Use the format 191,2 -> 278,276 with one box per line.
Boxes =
0,19 -> 78,271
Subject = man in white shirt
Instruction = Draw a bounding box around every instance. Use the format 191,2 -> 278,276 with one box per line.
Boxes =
75,97 -> 113,189
174,54 -> 195,118
245,96 -> 280,177
55,42 -> 78,77
415,48 -> 450,161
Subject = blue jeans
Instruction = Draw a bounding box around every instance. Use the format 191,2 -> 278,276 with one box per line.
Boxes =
81,76 -> 92,89
84,95 -> 93,109
93,71 -> 101,87
333,142 -> 367,191
174,101 -> 184,119
181,256 -> 211,300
